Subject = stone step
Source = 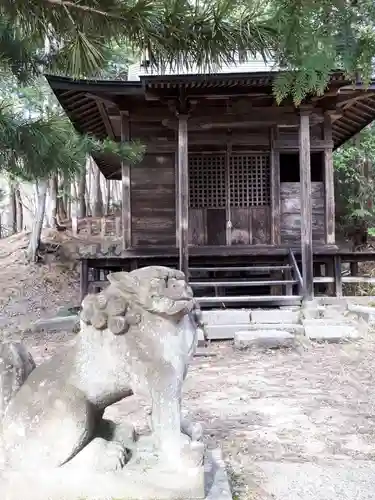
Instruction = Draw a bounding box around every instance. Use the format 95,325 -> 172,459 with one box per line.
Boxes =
302,318 -> 356,326
202,309 -> 251,326
206,322 -> 304,340
303,319 -> 361,342
347,303 -> 375,325
246,323 -> 304,334
234,330 -> 297,349
205,325 -> 247,340
250,308 -> 301,324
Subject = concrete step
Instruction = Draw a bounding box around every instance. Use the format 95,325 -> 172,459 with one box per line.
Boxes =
302,318 -> 361,342
250,308 -> 301,324
205,325 -> 247,340
347,303 -> 375,325
234,330 -> 297,349
206,322 -> 304,340
202,309 -> 251,326
197,295 -> 303,307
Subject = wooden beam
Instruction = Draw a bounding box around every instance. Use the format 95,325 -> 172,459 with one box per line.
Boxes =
324,114 -> 335,244
270,127 -> 281,244
177,114 -> 189,279
95,100 -> 115,139
299,110 -> 314,300
120,112 -> 131,249
163,113 -> 303,130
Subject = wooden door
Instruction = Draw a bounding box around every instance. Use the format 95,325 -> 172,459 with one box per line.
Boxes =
188,154 -> 226,245
188,152 -> 271,246
228,153 -> 271,245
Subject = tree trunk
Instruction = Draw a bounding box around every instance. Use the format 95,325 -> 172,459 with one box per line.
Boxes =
78,170 -> 87,218
27,179 -> 48,262
105,179 -> 111,215
15,185 -> 23,232
58,174 -> 67,221
50,175 -> 58,229
9,182 -> 17,234
92,160 -> 103,217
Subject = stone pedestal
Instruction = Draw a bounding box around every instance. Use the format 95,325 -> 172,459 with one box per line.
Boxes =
0,449 -> 236,500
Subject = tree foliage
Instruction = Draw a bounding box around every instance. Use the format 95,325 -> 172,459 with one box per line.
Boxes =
334,124 -> 375,234
0,0 -> 274,78
2,0 -> 375,104
271,0 -> 375,103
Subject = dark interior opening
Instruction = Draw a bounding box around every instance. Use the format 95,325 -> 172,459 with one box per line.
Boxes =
280,152 -> 324,182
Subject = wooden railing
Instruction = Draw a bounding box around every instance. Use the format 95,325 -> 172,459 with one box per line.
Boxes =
288,249 -> 304,296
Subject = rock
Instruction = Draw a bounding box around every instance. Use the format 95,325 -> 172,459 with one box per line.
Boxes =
0,341 -> 35,419
234,330 -> 297,349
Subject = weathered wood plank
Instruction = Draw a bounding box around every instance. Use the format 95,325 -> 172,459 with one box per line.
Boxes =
177,114 -> 189,277
230,208 -> 251,245
299,110 -> 314,300
188,209 -> 206,245
131,155 -> 176,246
121,112 -> 131,248
270,127 -> 281,244
252,207 -> 270,244
206,209 -> 226,245
191,280 -> 297,287
189,265 -> 291,273
324,114 -> 335,244
280,182 -> 325,243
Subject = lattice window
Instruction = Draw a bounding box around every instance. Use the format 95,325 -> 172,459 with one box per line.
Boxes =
189,154 -> 226,208
229,154 -> 270,207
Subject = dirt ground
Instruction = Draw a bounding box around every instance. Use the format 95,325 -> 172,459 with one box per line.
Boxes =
1,233 -> 375,499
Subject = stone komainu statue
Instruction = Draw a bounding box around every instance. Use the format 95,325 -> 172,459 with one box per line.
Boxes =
0,266 -> 204,472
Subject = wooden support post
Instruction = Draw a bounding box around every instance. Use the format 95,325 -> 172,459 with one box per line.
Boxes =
270,127 -> 281,245
324,114 -> 335,244
80,259 -> 89,302
334,255 -> 343,297
93,268 -> 101,294
299,110 -> 314,300
120,112 -> 131,249
326,259 -> 335,296
350,262 -> 359,276
177,114 -> 189,279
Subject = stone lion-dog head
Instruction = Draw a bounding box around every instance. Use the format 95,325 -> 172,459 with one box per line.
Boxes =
80,266 -> 197,336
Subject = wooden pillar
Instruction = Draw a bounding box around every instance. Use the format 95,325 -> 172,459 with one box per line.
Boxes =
350,262 -> 359,276
334,255 -> 343,297
177,114 -> 189,278
324,114 -> 335,244
120,111 -> 131,249
80,259 -> 89,302
299,110 -> 314,300
270,127 -> 281,245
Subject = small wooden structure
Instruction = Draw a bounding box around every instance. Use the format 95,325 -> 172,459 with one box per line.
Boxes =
46,64 -> 375,305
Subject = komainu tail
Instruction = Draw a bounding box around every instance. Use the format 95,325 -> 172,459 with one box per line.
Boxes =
0,341 -> 35,419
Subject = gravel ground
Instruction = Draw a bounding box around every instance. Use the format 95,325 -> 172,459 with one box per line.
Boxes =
16,333 -> 375,500
2,234 -> 375,499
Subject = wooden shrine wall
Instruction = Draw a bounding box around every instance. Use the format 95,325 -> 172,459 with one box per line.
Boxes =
280,182 -> 325,244
131,154 -> 176,246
